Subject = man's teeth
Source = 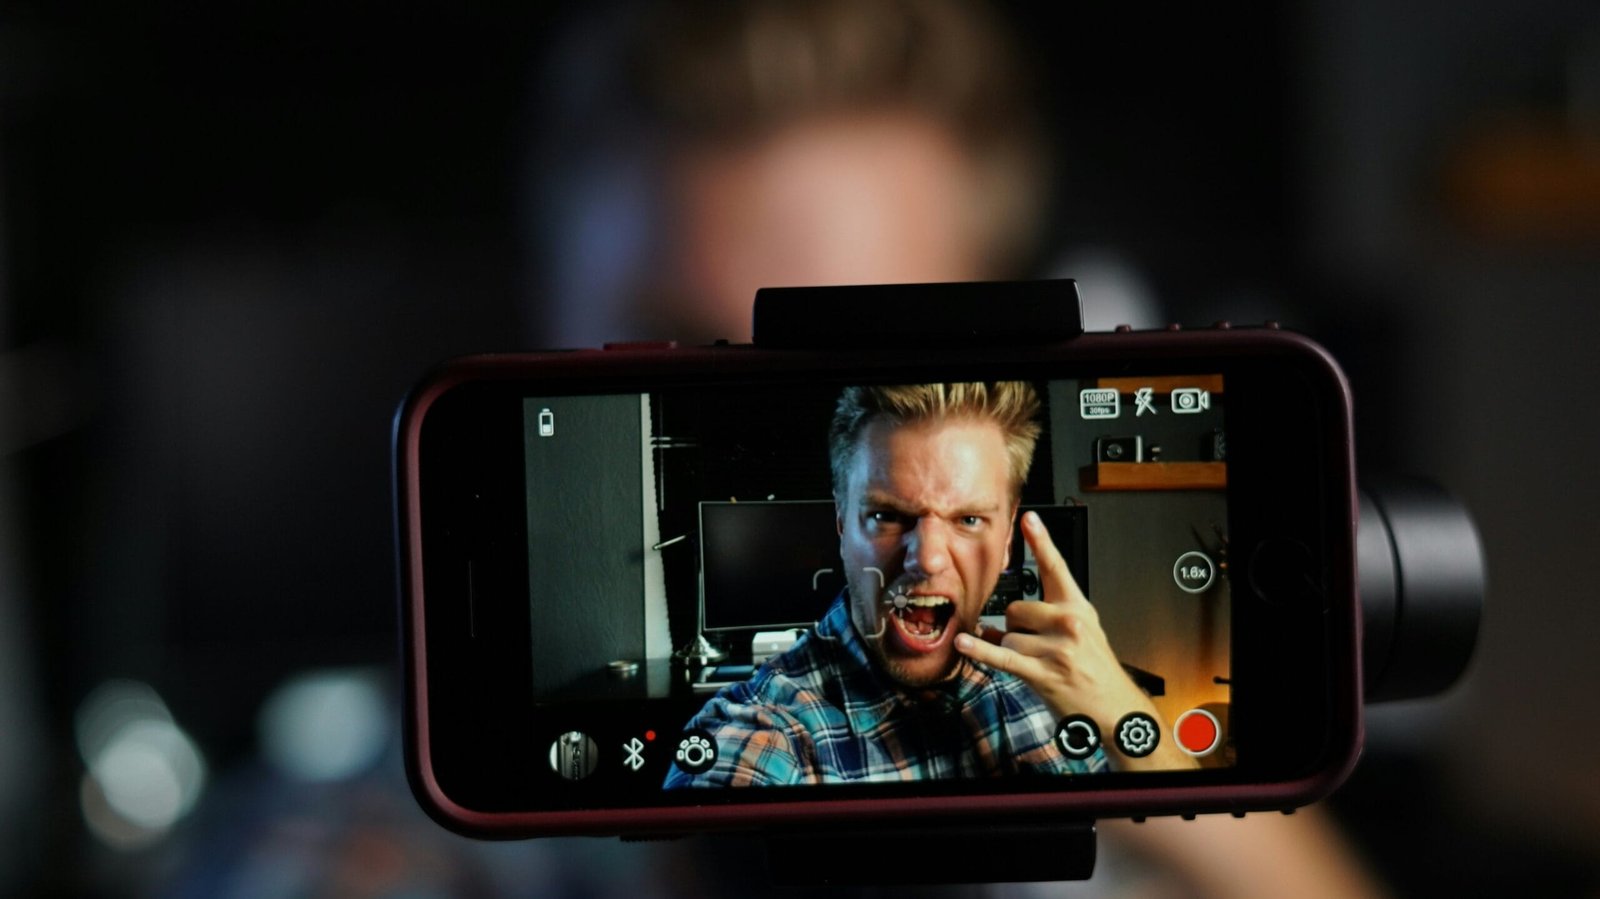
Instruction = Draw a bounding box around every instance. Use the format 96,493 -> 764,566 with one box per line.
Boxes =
892,596 -> 950,639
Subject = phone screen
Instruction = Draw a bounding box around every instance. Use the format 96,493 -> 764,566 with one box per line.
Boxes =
403,337 -> 1360,830
520,377 -> 1231,791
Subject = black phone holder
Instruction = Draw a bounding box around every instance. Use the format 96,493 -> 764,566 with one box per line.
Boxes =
733,279 -> 1485,885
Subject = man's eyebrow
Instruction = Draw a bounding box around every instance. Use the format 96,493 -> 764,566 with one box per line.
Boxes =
861,492 -> 1004,517
951,502 -> 1005,517
861,492 -> 914,513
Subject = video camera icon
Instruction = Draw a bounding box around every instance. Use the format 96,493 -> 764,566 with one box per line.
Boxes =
1171,388 -> 1210,414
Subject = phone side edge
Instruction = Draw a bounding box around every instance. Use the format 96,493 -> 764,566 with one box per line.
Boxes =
393,359 -> 514,838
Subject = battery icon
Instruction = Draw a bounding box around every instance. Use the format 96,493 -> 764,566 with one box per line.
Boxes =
538,408 -> 555,437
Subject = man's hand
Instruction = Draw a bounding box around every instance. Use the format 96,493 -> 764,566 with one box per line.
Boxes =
954,511 -> 1195,771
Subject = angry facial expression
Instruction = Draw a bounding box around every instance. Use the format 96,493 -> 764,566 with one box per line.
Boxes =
838,417 -> 1017,689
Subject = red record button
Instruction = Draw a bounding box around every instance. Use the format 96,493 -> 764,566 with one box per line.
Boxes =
1176,708 -> 1222,757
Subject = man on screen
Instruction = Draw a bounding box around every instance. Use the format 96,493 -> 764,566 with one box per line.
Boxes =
666,382 -> 1192,786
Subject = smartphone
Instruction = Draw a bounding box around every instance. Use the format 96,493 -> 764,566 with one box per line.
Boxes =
395,327 -> 1360,837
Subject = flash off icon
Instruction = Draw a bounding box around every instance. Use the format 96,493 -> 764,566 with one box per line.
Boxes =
1134,387 -> 1156,416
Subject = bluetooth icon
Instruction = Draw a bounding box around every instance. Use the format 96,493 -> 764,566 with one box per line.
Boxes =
623,737 -> 646,772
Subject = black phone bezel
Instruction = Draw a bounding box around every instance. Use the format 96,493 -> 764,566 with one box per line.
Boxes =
396,329 -> 1361,837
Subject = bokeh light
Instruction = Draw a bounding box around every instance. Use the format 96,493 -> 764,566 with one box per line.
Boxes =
258,667 -> 389,783
74,680 -> 206,849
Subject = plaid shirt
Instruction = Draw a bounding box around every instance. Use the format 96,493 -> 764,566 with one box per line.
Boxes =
664,594 -> 1107,787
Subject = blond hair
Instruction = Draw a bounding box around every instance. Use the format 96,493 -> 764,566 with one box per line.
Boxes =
829,382 -> 1042,501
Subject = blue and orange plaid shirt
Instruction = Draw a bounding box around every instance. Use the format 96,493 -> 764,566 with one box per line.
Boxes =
664,594 -> 1107,787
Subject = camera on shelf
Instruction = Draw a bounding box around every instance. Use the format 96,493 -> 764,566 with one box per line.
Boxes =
981,568 -> 1042,616
1095,434 -> 1143,463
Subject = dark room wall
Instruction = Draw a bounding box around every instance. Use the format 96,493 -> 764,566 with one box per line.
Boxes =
524,394 -> 645,694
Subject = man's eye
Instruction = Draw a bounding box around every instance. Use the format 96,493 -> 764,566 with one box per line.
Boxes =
959,515 -> 984,529
867,511 -> 905,528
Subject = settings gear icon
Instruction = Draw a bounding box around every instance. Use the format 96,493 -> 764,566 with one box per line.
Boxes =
674,729 -> 718,774
1114,712 -> 1160,758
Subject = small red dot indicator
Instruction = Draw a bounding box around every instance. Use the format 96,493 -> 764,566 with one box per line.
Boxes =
1176,709 -> 1222,757
645,730 -> 656,742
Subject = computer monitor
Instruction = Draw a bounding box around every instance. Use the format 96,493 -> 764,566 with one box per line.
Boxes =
980,505 -> 1090,621
697,500 -> 1089,632
697,500 -> 843,634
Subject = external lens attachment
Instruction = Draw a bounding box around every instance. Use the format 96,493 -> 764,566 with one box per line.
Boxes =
1358,476 -> 1486,702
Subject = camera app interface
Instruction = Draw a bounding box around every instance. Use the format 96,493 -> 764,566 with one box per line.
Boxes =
521,378 -> 1230,794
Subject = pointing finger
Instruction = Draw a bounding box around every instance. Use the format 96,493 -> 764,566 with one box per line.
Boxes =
1022,511 -> 1089,606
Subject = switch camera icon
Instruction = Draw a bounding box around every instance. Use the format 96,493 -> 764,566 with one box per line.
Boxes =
1054,714 -> 1102,761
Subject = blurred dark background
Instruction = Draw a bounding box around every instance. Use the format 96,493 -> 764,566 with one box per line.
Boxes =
2,1 -> 1598,896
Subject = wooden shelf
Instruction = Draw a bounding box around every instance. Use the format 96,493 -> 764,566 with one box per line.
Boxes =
1081,461 -> 1226,492
1094,374 -> 1225,396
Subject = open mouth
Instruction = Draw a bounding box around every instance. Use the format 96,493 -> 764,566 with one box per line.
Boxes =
888,594 -> 957,652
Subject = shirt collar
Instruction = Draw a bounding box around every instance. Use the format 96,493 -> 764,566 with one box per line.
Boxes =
815,591 -> 996,733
